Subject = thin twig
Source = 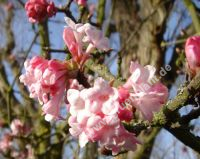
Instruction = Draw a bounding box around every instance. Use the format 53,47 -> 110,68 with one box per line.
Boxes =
10,32 -> 39,88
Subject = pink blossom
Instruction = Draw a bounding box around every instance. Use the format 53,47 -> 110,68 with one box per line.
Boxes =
81,78 -> 120,115
82,23 -> 110,53
99,124 -> 139,155
19,56 -> 78,121
118,107 -> 133,122
124,62 -> 168,121
65,79 -> 84,110
117,87 -> 133,122
129,83 -> 168,121
69,79 -> 84,90
185,36 -> 200,76
74,0 -> 87,6
63,17 -> 86,65
10,119 -> 29,136
0,133 -> 12,153
123,62 -> 156,91
118,86 -> 130,103
67,78 -> 139,154
63,17 -> 110,65
25,0 -> 57,23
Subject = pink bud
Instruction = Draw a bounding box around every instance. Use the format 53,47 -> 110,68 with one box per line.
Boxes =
74,0 -> 87,6
47,2 -> 57,17
25,0 -> 57,23
118,107 -> 133,122
118,86 -> 129,103
185,36 -> 200,76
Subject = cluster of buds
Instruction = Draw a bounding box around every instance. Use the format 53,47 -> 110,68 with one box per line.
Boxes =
25,0 -> 87,23
0,119 -> 32,159
25,0 -> 57,23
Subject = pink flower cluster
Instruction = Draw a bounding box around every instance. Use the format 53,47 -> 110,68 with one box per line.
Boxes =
63,17 -> 110,66
19,55 -> 168,155
67,78 -> 139,155
0,119 -> 31,155
0,134 -> 33,159
185,36 -> 200,76
122,62 -> 168,121
19,11 -> 169,154
66,63 -> 168,154
19,56 -> 78,121
25,0 -> 57,23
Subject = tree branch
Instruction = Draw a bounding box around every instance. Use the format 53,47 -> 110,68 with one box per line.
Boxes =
85,59 -> 124,87
165,126 -> 200,152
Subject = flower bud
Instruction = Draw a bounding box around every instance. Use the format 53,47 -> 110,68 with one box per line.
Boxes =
25,0 -> 57,23
185,36 -> 200,76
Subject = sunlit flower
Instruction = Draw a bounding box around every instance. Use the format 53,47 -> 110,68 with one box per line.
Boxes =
19,56 -> 78,121
63,17 -> 110,66
67,78 -> 139,154
123,62 -> 168,121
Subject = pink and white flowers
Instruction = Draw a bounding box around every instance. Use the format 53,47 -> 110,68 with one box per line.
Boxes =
19,56 -> 78,121
67,78 -> 139,155
25,0 -> 57,23
122,62 -> 168,121
19,10 -> 171,154
185,36 -> 200,76
19,55 -> 168,154
63,17 -> 110,66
